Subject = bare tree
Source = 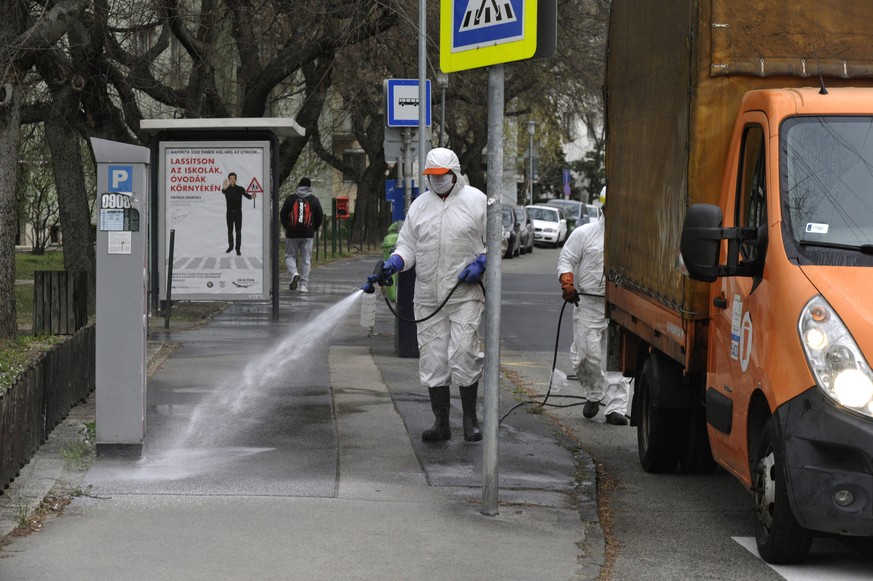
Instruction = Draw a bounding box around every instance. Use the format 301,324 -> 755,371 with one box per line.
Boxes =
97,0 -> 398,173
309,0 -> 609,236
0,0 -> 89,338
18,126 -> 61,254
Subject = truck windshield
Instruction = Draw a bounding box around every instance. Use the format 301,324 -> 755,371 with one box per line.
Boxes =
782,116 -> 873,265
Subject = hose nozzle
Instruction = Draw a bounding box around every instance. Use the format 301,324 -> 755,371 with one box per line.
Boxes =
372,259 -> 394,287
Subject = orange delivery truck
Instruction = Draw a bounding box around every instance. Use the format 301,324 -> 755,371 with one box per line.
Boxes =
604,0 -> 873,563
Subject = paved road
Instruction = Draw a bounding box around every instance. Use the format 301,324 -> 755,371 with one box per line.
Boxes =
500,244 -> 873,580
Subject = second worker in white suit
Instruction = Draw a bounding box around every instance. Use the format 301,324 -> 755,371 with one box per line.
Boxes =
557,189 -> 629,425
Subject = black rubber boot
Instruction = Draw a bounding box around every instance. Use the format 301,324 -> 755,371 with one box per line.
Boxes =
422,386 -> 451,442
459,383 -> 482,442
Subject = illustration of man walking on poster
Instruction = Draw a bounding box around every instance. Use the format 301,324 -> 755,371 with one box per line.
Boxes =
221,172 -> 256,255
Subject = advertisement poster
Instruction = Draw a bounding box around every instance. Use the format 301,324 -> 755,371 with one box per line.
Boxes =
159,141 -> 270,300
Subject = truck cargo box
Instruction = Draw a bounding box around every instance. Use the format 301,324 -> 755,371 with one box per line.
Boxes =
605,0 -> 873,323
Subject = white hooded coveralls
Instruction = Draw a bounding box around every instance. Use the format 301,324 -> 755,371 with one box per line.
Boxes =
392,148 -> 487,388
556,214 -> 630,416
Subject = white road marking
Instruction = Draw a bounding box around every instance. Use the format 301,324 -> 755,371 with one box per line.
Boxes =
734,536 -> 871,580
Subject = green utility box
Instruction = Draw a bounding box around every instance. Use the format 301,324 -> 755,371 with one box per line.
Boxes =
381,222 -> 401,302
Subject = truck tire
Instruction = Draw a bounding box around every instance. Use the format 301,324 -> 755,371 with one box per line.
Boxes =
679,408 -> 716,473
637,357 -> 680,473
753,418 -> 812,564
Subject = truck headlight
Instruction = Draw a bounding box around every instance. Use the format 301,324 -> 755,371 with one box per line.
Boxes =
799,296 -> 873,416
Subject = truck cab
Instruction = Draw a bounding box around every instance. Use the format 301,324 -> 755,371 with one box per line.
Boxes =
603,0 -> 873,563
681,87 -> 873,561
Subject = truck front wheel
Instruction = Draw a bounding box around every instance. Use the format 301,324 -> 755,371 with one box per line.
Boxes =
753,418 -> 812,564
637,357 -> 680,473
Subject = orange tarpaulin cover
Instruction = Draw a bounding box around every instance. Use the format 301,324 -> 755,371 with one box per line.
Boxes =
605,0 -> 873,319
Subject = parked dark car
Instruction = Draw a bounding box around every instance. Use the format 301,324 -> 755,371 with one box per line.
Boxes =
546,199 -> 588,233
502,206 -> 521,258
514,205 -> 534,254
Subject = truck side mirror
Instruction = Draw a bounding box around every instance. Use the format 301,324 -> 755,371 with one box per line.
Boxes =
680,204 -> 723,282
681,203 -> 765,282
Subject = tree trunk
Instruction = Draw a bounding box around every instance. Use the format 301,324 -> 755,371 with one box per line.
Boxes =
45,85 -> 96,312
0,83 -> 21,338
356,152 -> 388,247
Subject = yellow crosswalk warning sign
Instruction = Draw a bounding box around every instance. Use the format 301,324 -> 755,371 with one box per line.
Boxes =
441,0 -> 536,72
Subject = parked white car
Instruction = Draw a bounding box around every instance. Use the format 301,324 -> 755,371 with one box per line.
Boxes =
526,205 -> 568,247
586,203 -> 602,222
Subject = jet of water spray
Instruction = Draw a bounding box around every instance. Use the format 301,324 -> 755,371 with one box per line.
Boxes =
170,290 -> 365,451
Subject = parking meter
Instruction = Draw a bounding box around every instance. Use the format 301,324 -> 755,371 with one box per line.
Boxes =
92,138 -> 150,458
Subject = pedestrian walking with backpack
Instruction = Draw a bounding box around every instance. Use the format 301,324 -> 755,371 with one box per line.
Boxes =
280,177 -> 324,292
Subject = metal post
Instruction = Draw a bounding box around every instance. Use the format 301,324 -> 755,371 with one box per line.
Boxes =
437,71 -> 449,147
271,134 -> 280,320
482,64 -> 504,517
418,0 -> 427,190
403,129 -> 413,213
164,229 -> 175,329
332,198 -> 337,256
331,217 -> 337,257
528,120 -> 536,205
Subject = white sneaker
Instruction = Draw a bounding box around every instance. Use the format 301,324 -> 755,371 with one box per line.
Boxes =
289,273 -> 300,291
298,285 -> 308,293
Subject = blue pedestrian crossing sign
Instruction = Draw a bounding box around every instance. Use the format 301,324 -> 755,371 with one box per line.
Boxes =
441,0 -> 537,72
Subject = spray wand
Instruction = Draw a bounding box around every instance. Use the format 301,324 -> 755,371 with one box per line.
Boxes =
365,259 -> 484,324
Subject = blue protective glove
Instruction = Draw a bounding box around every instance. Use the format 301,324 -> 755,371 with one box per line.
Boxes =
361,277 -> 377,294
382,254 -> 405,279
458,254 -> 487,284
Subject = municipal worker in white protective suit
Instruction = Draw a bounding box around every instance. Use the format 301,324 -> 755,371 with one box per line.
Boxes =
363,148 -> 487,442
557,187 -> 630,425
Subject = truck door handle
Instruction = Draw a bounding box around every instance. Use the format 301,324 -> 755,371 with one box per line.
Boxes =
713,296 -> 728,309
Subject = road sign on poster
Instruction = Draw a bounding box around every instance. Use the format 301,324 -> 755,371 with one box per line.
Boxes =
158,142 -> 270,300
246,177 -> 263,194
385,79 -> 432,127
440,0 -> 537,72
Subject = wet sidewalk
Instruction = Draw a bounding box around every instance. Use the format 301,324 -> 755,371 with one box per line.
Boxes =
0,254 -> 600,580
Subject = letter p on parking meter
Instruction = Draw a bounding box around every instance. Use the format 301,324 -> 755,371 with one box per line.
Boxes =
109,165 -> 133,192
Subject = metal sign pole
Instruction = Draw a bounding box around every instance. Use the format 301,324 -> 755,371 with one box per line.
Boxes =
403,129 -> 413,214
482,63 -> 504,517
418,0 -> 427,189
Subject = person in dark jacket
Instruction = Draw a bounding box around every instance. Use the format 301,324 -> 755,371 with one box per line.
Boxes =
279,177 -> 324,292
221,172 -> 256,255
